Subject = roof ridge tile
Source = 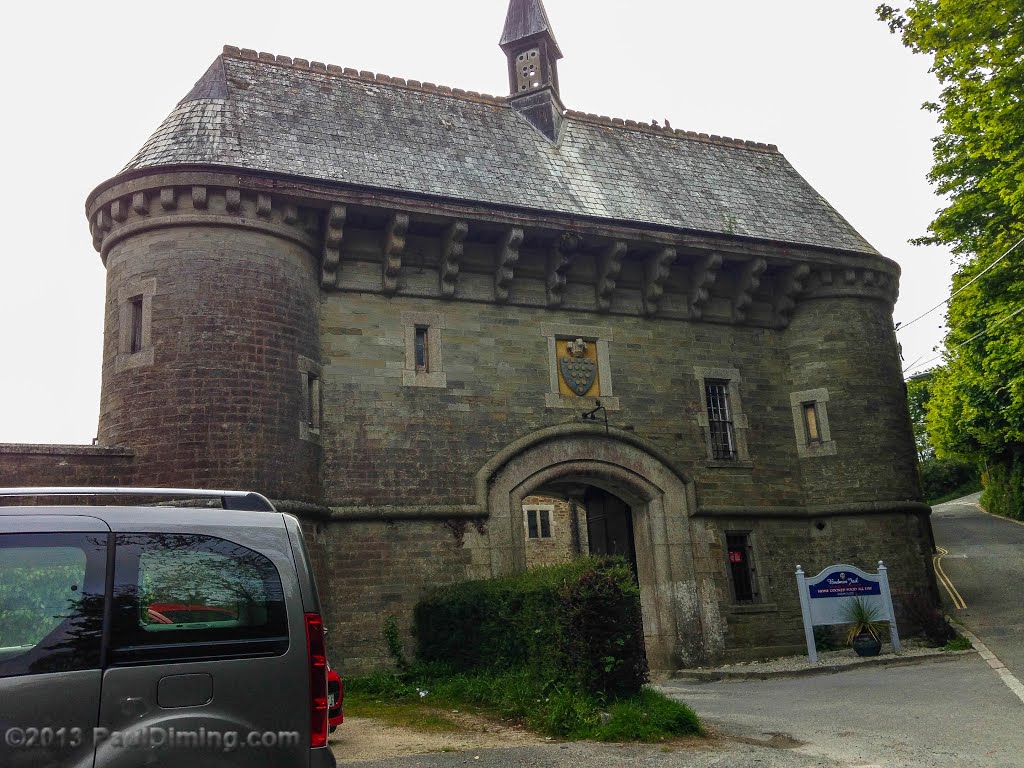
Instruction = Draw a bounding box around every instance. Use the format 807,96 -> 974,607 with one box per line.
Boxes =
219,44 -> 778,151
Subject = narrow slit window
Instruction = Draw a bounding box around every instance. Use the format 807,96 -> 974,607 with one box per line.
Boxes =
803,402 -> 821,444
129,296 -> 144,354
306,373 -> 321,431
705,380 -> 737,461
415,327 -> 429,372
726,532 -> 759,604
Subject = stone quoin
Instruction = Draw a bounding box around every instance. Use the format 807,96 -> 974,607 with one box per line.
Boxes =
0,0 -> 937,673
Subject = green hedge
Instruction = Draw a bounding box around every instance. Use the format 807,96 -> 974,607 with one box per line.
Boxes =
413,557 -> 647,698
982,453 -> 1024,520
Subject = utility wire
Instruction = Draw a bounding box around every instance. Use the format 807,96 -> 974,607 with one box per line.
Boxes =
896,234 -> 1024,332
904,303 -> 1024,375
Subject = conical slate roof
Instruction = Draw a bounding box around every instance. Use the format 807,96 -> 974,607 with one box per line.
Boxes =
500,0 -> 563,58
111,49 -> 880,258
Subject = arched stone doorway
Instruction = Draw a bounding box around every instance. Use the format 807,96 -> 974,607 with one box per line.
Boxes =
476,425 -> 722,671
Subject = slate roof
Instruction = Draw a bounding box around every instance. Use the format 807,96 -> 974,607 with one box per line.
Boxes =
120,49 -> 879,257
500,0 -> 563,57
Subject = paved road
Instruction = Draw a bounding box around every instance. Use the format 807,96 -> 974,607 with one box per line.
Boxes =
661,655 -> 1024,768
930,492 -> 1024,679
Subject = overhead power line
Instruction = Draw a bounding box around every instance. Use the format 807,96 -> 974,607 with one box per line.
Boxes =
903,303 -> 1024,375
897,234 -> 1024,333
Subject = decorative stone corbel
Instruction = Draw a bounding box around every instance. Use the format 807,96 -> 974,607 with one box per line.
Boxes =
774,264 -> 811,326
546,233 -> 580,308
159,187 -> 177,211
225,188 -> 241,214
110,200 -> 128,223
643,247 -> 677,317
320,204 -> 347,289
440,220 -> 469,299
256,193 -> 272,220
192,186 -> 208,210
688,252 -> 722,320
382,212 -> 409,295
732,257 -> 767,322
495,227 -> 523,303
131,192 -> 149,216
91,209 -> 112,251
596,241 -> 626,313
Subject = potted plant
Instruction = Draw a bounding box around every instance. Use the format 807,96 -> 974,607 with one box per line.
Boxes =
841,597 -> 889,657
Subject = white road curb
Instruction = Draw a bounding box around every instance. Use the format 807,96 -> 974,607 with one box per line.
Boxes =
959,626 -> 1024,704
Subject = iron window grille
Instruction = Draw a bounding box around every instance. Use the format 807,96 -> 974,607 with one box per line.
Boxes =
705,380 -> 738,461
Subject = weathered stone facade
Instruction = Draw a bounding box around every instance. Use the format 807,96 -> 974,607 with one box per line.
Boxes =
0,1 -> 937,673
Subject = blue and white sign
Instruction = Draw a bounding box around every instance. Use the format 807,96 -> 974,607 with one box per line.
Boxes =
795,561 -> 900,663
807,570 -> 882,599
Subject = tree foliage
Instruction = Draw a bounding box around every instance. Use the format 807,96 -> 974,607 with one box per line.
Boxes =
878,2 -> 1024,473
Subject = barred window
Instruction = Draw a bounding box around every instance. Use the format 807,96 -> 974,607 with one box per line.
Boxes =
705,380 -> 737,461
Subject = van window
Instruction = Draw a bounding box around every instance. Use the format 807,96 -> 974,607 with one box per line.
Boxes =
110,534 -> 288,664
0,533 -> 107,677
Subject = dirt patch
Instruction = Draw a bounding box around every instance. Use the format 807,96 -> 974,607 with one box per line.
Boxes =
330,712 -> 547,762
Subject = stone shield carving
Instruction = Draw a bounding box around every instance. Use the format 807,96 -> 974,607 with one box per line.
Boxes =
559,338 -> 597,396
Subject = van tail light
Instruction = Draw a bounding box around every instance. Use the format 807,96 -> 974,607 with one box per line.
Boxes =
305,613 -> 328,748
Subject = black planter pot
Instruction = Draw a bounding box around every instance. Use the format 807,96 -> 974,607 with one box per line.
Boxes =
851,632 -> 882,657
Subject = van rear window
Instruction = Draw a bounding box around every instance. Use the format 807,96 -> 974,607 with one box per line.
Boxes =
111,534 -> 288,663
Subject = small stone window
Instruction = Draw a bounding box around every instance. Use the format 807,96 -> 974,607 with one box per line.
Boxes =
524,506 -> 553,539
129,297 -> 144,354
116,277 -> 156,372
402,311 -> 446,388
516,48 -> 541,92
414,326 -> 429,372
726,532 -> 760,604
790,388 -> 837,458
694,367 -> 751,465
298,356 -> 322,443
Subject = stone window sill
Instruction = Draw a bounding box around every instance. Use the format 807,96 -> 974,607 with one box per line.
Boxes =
728,602 -> 778,615
705,459 -> 754,470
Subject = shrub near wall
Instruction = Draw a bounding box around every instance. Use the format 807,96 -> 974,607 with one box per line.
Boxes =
982,453 -> 1024,520
413,557 -> 647,698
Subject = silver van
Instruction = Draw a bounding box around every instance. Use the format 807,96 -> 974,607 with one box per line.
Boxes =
0,488 -> 337,768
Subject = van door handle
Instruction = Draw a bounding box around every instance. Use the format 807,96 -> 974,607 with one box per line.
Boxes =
120,697 -> 148,718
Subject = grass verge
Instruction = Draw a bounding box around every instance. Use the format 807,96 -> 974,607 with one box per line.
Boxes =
345,668 -> 703,742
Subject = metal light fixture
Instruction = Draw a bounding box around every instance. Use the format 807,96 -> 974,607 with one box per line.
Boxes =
581,399 -> 609,433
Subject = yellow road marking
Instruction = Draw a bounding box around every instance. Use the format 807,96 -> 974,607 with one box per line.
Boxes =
933,546 -> 967,610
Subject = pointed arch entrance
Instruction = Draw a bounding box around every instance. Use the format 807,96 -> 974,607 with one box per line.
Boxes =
476,425 -> 722,671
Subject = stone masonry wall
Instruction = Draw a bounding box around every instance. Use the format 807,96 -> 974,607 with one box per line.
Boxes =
320,518 -> 477,675
0,445 -> 135,500
98,223 -> 322,502
319,292 -> 804,510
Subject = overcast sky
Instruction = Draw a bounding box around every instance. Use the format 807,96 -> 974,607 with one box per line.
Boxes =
0,0 -> 953,445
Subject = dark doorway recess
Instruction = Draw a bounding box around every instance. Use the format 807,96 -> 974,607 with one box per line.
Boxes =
584,487 -> 638,577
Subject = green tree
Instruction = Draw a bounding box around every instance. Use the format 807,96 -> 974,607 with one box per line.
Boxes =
878,2 -> 1024,515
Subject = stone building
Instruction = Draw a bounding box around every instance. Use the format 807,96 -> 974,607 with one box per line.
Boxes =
0,0 -> 935,673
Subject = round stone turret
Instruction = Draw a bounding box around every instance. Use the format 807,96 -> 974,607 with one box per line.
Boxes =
86,172 -> 323,505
